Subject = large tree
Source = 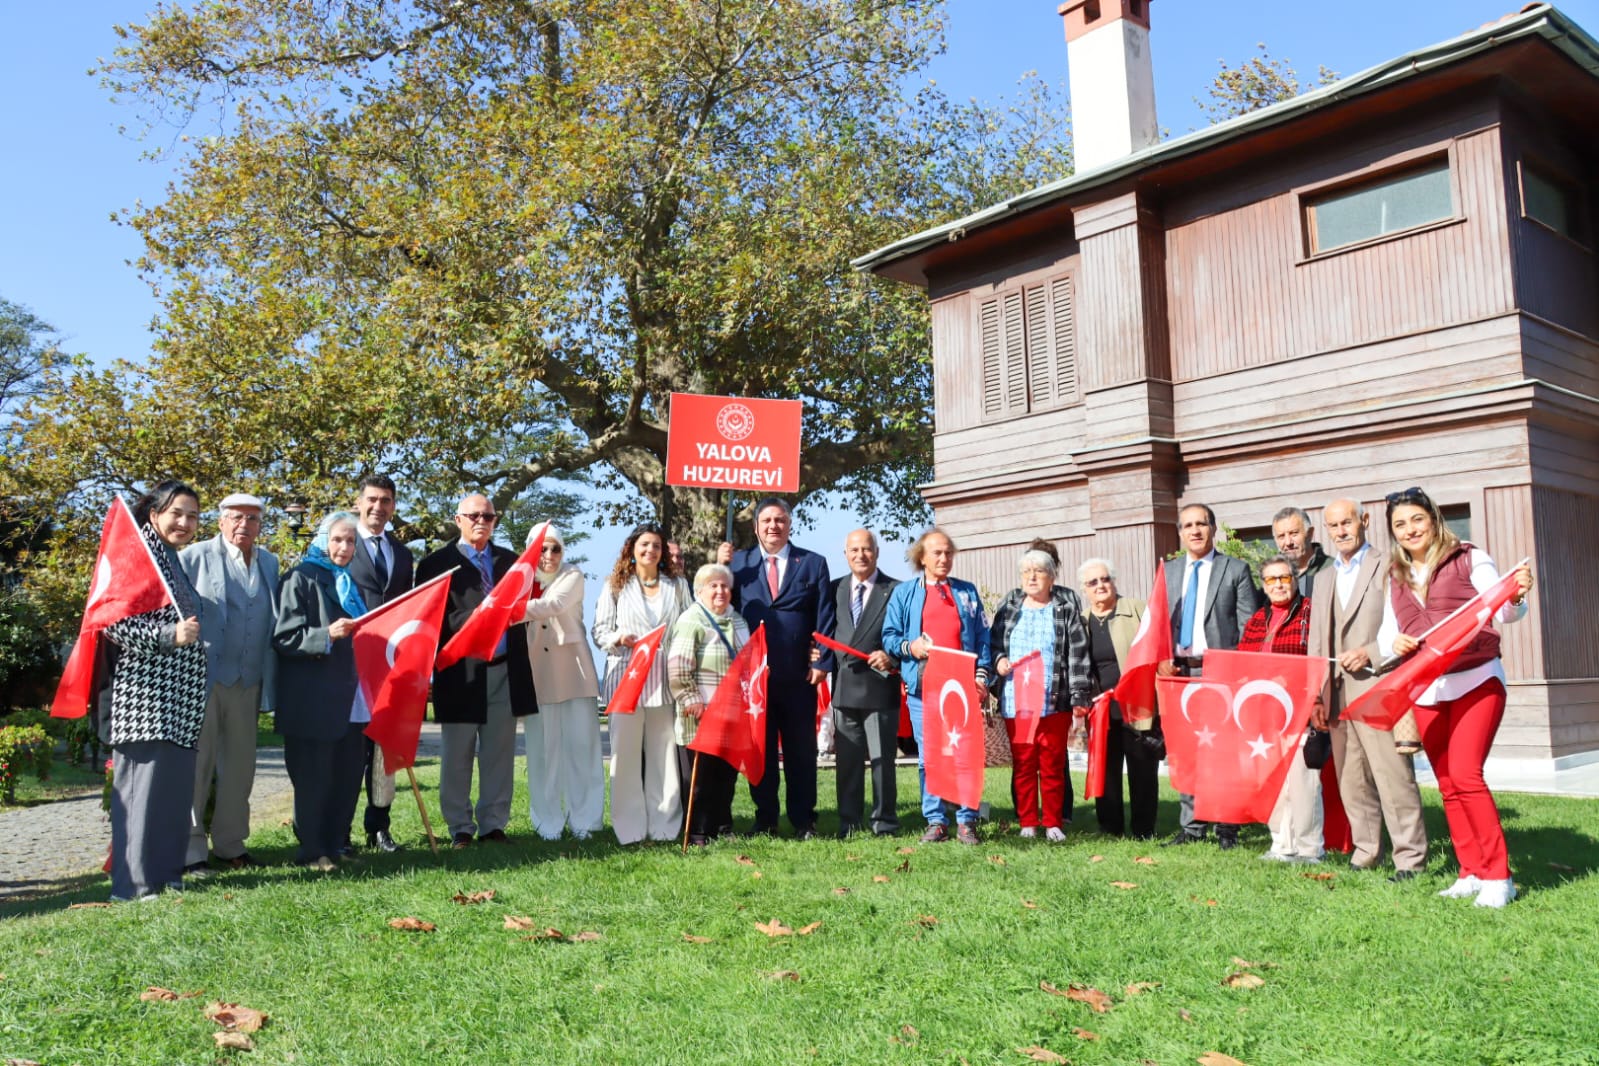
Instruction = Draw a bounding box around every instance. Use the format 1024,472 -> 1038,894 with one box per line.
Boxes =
20,0 -> 1071,561
1195,43 -> 1338,126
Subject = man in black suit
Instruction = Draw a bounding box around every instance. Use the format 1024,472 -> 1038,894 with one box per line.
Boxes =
717,496 -> 836,838
828,529 -> 900,838
414,493 -> 539,847
344,474 -> 415,852
1158,502 -> 1263,849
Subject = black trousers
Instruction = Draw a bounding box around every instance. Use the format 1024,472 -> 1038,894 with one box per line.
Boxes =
285,723 -> 365,863
1094,719 -> 1161,838
833,703 -> 899,834
748,680 -> 817,831
680,746 -> 738,840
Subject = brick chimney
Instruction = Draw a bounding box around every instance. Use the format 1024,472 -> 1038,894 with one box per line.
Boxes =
1059,0 -> 1159,172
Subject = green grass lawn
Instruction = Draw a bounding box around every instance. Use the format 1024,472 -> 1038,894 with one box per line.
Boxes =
2,764 -> 1597,1066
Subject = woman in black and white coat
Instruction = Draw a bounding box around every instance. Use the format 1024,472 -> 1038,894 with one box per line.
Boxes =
103,481 -> 209,902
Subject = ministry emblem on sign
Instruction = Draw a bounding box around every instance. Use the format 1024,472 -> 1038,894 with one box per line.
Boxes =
716,402 -> 756,441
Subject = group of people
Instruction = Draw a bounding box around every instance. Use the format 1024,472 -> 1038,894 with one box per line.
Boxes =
91,482 -> 1532,911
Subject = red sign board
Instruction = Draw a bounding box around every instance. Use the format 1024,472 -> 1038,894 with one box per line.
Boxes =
666,393 -> 802,493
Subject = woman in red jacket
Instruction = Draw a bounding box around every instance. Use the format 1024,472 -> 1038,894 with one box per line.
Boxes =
1378,488 -> 1533,908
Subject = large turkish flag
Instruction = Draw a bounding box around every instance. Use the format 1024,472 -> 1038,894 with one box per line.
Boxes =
1112,564 -> 1172,726
353,572 -> 452,771
921,647 -> 986,812
434,521 -> 549,669
687,624 -> 770,786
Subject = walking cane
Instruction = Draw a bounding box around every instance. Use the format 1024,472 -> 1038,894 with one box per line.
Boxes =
681,751 -> 702,855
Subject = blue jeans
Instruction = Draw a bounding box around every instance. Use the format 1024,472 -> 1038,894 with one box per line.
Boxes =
906,695 -> 978,826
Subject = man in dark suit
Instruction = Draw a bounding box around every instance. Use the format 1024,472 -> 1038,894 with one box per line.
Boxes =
717,496 -> 836,837
1158,502 -> 1262,849
414,493 -> 539,847
344,474 -> 415,852
828,529 -> 900,838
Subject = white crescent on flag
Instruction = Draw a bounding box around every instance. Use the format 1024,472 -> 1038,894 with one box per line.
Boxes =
1231,679 -> 1295,735
385,618 -> 426,668
86,556 -> 114,611
937,677 -> 971,754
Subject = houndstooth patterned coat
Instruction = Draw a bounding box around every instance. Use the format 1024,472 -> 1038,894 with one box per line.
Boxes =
104,523 -> 209,748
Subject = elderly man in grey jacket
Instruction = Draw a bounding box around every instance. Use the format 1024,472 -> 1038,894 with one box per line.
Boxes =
179,491 -> 280,871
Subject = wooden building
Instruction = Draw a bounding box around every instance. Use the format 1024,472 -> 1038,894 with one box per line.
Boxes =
855,3 -> 1599,775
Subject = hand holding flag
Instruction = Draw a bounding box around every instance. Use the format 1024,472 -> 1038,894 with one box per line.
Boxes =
434,521 -> 549,669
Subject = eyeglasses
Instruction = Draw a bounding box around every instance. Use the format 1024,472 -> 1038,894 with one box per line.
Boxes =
458,512 -> 498,524
1083,576 -> 1113,587
541,545 -> 563,554
220,513 -> 262,525
1262,575 -> 1294,587
1384,487 -> 1425,506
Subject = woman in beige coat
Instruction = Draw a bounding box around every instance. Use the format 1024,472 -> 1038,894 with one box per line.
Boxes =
1079,557 -> 1159,839
522,527 -> 604,839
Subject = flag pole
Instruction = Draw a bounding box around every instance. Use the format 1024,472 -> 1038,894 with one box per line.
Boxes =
406,767 -> 439,854
681,751 -> 701,855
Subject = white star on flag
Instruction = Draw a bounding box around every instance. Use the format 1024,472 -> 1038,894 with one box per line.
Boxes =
946,727 -> 963,752
1196,725 -> 1217,748
1247,734 -> 1272,759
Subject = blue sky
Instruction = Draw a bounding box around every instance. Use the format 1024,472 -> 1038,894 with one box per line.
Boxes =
5,1 -> 1596,590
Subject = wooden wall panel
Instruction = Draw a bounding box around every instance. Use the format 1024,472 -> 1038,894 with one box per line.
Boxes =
1500,107 -> 1599,339
1483,484 -> 1541,681
1077,220 -> 1150,391
1532,487 -> 1599,679
935,524 -> 1169,612
930,294 -> 977,433
931,407 -> 1085,483
1165,128 -> 1516,383
1521,317 -> 1599,399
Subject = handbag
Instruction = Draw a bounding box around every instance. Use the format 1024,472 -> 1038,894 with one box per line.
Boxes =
1302,728 -> 1332,770
983,711 -> 1012,768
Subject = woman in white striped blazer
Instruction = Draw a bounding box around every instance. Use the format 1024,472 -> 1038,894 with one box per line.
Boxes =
591,522 -> 693,844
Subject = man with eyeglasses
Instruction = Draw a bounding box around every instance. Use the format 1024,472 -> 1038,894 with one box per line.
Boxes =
344,474 -> 415,852
1308,497 -> 1427,880
178,491 -> 281,872
415,493 -> 540,847
1158,502 -> 1262,849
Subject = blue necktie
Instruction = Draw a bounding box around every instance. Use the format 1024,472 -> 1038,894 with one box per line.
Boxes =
1178,559 -> 1200,650
852,582 -> 865,625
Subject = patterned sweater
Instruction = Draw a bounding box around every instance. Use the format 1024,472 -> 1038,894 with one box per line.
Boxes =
1237,595 -> 1312,656
103,525 -> 209,748
666,604 -> 750,747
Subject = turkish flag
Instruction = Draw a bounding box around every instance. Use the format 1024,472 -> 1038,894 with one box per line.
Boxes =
51,498 -> 173,719
1083,692 -> 1112,799
434,521 -> 549,670
921,647 -> 986,812
606,623 -> 668,716
1179,649 -> 1328,825
815,673 -> 832,732
1156,675 -> 1225,795
1009,650 -> 1044,746
352,572 -> 452,771
1340,566 -> 1524,730
1111,563 -> 1172,726
688,624 -> 769,786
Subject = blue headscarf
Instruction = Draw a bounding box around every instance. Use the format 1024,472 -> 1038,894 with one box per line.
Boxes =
301,512 -> 368,619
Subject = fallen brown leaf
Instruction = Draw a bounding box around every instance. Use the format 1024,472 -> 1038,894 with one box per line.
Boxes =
736,855 -> 757,866
912,914 -> 939,928
1040,981 -> 1114,1013
519,928 -> 565,941
751,871 -> 763,879
1189,895 -> 1219,906
388,917 -> 436,932
1125,981 -> 1161,996
1198,1053 -> 1252,1066
1015,1046 -> 1069,1063
989,855 -> 1007,866
567,930 -> 603,942
900,1024 -> 920,1045
897,846 -> 916,855
762,970 -> 801,981
796,921 -> 822,935
1089,855 -> 1104,863
1223,972 -> 1266,990
6,1059 -> 44,1065
67,902 -> 113,910
503,915 -> 538,931
832,887 -> 850,896
756,918 -> 794,937
140,987 -> 179,1002
895,858 -> 911,873
1179,1008 -> 1194,1022
1021,899 -> 1039,909
1303,872 -> 1336,881
845,853 -> 861,861
1109,881 -> 1139,890
452,889 -> 495,905
1229,957 -> 1278,970
212,1031 -> 254,1051
682,933 -> 713,944
279,818 -> 293,826
1072,1027 -> 1100,1041
872,875 -> 891,883
204,1002 -> 268,1032
1133,856 -> 1157,865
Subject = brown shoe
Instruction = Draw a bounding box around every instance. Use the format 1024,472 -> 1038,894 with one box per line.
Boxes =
955,824 -> 980,846
451,832 -> 474,849
478,828 -> 510,843
919,824 -> 950,844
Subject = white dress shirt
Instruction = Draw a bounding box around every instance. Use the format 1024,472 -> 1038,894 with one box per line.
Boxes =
1376,549 -> 1527,705
1332,544 -> 1371,612
1175,550 -> 1216,658
761,542 -> 793,590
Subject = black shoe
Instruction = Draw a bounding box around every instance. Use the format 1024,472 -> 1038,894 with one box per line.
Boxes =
1349,861 -> 1377,872
873,827 -> 900,838
1388,869 -> 1421,883
1161,831 -> 1200,847
367,830 -> 402,853
1216,834 -> 1239,851
749,821 -> 778,837
797,826 -> 818,841
335,844 -> 356,859
836,822 -> 860,840
479,828 -> 510,843
451,832 -> 474,850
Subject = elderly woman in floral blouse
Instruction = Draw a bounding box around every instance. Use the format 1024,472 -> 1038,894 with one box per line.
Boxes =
666,563 -> 751,846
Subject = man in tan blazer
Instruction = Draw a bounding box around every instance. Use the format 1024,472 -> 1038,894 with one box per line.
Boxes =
1310,498 -> 1427,878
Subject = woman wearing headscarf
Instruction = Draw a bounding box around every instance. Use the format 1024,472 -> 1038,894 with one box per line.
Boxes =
102,481 -> 209,901
1377,487 -> 1533,908
521,526 -> 604,839
273,512 -> 368,870
989,548 -> 1092,842
592,521 -> 693,843
666,563 -> 751,845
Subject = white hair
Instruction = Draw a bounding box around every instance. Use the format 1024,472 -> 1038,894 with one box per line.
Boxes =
693,563 -> 734,594
1077,557 -> 1118,583
1019,550 -> 1057,579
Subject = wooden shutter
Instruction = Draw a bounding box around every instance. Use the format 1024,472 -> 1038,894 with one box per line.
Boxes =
1025,284 -> 1052,408
980,298 -> 1003,415
1050,275 -> 1077,403
1002,290 -> 1026,412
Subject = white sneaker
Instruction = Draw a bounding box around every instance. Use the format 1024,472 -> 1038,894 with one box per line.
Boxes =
1045,827 -> 1067,843
1473,878 -> 1517,908
1018,827 -> 1037,839
1259,851 -> 1292,863
1438,875 -> 1482,899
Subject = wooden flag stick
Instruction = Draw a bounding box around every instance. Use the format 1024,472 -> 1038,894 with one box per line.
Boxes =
681,751 -> 702,855
406,767 -> 439,855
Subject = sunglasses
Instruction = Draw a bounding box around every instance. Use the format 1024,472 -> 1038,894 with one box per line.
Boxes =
1384,487 -> 1426,507
1262,575 -> 1295,587
1083,576 -> 1113,587
458,512 -> 498,523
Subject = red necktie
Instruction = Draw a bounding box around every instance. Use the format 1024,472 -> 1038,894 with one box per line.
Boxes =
767,556 -> 780,598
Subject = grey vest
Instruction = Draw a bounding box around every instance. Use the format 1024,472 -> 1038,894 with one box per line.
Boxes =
215,555 -> 274,688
